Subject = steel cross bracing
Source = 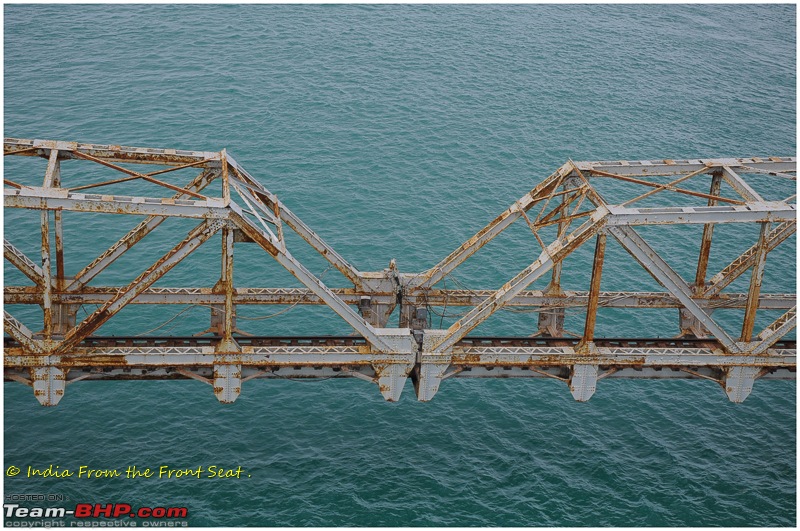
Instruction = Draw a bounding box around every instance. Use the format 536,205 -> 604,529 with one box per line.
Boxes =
3,138 -> 796,406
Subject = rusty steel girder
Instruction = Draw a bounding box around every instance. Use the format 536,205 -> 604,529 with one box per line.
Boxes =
4,138 -> 796,405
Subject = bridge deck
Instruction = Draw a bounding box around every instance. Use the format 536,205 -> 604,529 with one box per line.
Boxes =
4,336 -> 795,404
4,138 -> 796,405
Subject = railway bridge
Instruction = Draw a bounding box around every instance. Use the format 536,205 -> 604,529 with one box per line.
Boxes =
4,138 -> 796,405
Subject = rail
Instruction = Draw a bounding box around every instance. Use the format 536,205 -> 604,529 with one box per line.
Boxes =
4,138 -> 796,405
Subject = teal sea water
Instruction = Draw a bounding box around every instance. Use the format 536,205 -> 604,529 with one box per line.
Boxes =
4,5 -> 797,526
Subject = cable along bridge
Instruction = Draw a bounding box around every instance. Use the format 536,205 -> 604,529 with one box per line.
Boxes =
3,138 -> 796,406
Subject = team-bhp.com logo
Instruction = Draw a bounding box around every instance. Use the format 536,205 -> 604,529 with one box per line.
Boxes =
5,503 -> 188,522
74,504 -> 187,519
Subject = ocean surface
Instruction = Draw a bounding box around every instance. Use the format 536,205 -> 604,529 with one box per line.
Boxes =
3,4 -> 797,527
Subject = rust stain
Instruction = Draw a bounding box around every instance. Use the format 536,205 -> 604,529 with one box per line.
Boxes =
4,139 -> 796,404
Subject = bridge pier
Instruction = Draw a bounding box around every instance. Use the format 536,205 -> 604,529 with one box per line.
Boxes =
414,330 -> 451,401
3,139 -> 795,406
373,362 -> 414,402
568,364 -> 599,402
370,330 -> 416,402
723,365 -> 759,403
213,361 -> 242,404
31,366 -> 67,407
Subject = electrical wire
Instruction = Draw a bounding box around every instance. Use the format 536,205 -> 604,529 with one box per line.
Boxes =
130,265 -> 335,335
135,305 -> 200,336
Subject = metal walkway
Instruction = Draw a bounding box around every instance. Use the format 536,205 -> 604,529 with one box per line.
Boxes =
4,138 -> 796,405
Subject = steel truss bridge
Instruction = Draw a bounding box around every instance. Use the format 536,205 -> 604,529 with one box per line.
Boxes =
3,138 -> 796,406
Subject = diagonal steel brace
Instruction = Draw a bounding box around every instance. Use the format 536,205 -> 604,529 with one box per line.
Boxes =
607,225 -> 740,352
230,211 -> 394,353
4,239 -> 45,285
4,310 -> 43,353
704,220 -> 796,297
430,207 -> 610,353
53,219 -> 222,356
67,168 -> 219,290
751,306 -> 796,355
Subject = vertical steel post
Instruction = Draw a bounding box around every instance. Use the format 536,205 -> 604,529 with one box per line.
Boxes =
39,149 -> 62,339
222,225 -> 235,342
399,304 -> 414,328
42,149 -> 59,188
539,189 -> 569,336
40,210 -> 52,340
570,231 -> 605,401
548,192 -> 568,293
581,232 -> 607,345
43,150 -> 65,291
741,222 -> 770,342
695,172 -> 722,291
54,212 -> 65,290
214,225 -> 241,403
571,165 -> 618,353
221,149 -> 231,207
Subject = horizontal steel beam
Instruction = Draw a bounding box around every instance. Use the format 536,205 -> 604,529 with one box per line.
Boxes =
4,366 -> 793,383
578,157 -> 796,177
450,345 -> 794,368
7,140 -> 794,177
5,366 -> 377,382
5,187 -> 230,219
5,138 -> 796,404
5,138 -> 221,167
4,286 -> 795,309
450,366 -> 794,381
606,204 -> 796,225
3,347 -> 408,367
4,337 -> 793,369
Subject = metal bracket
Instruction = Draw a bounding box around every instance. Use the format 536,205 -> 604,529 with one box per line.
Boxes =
370,329 -> 416,402
722,365 -> 760,403
569,364 -> 599,402
213,362 -> 242,404
31,366 -> 67,406
415,330 -> 452,401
